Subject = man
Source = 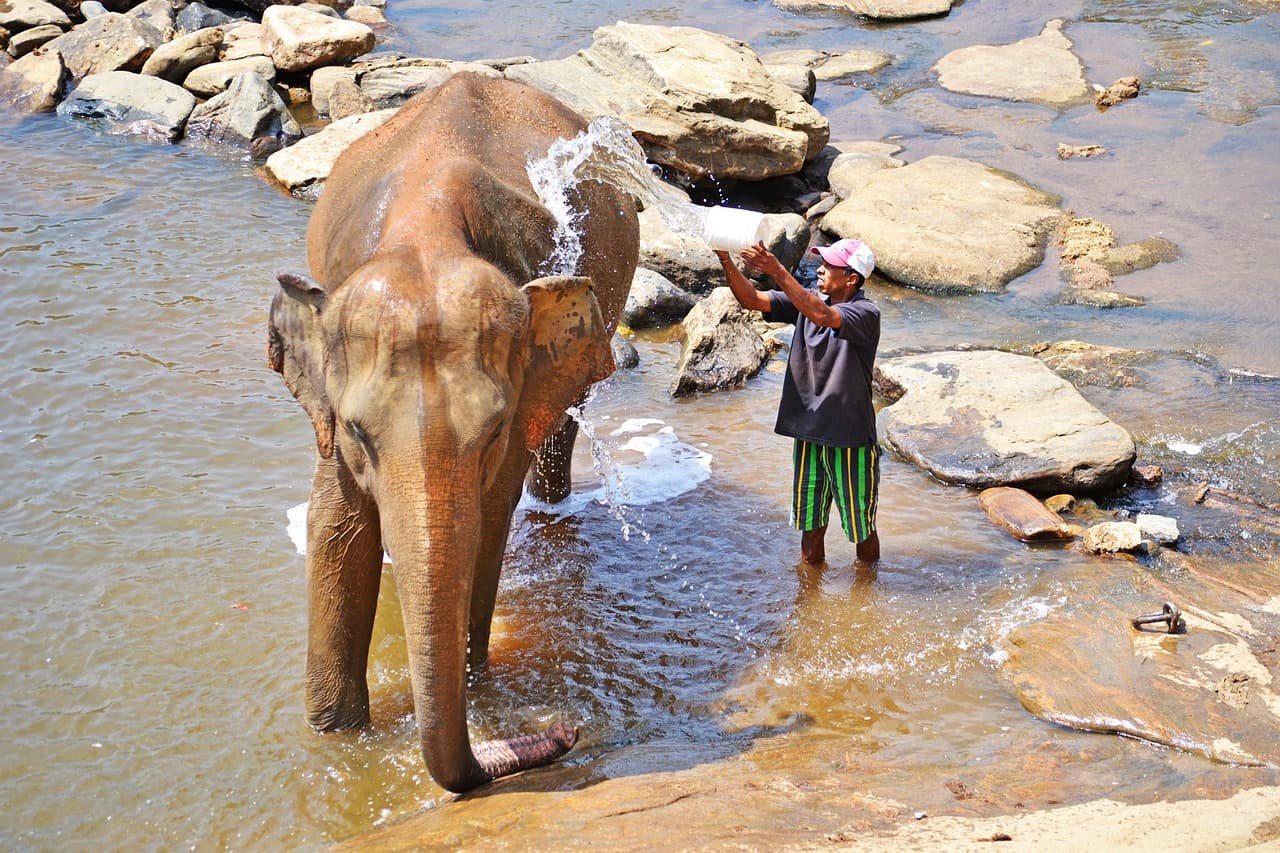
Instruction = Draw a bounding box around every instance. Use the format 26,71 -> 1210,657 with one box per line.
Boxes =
716,238 -> 882,566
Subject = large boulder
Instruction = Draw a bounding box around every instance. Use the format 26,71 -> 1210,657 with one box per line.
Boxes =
140,26 -> 222,82
875,349 -> 1137,493
57,69 -> 196,141
261,4 -> 374,74
182,55 -> 274,97
621,268 -> 699,330
0,47 -> 66,111
772,0 -> 954,20
39,12 -> 165,81
821,155 -> 1061,292
505,21 -> 829,182
185,70 -> 300,148
262,107 -> 395,196
934,19 -> 1089,107
669,287 -> 770,397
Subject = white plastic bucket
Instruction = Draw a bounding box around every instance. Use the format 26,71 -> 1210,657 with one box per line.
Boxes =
701,206 -> 768,252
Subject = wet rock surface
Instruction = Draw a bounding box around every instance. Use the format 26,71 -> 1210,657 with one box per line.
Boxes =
934,20 -> 1088,107
875,349 -> 1137,493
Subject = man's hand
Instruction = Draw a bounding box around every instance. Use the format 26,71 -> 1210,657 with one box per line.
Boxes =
740,243 -> 788,280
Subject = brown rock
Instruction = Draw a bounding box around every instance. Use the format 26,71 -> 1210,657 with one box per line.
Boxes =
979,487 -> 1076,542
1129,464 -> 1163,487
1095,76 -> 1140,108
1057,143 -> 1107,159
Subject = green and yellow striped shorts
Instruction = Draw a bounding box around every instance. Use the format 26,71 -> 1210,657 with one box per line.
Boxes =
790,440 -> 880,543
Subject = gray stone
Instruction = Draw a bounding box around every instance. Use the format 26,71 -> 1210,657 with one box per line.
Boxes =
762,61 -> 815,103
773,0 -> 953,20
183,55 -> 275,97
57,70 -> 196,141
186,70 -> 300,148
7,23 -> 61,58
822,155 -> 1061,292
140,26 -> 222,82
505,21 -> 828,182
622,268 -> 699,330
813,50 -> 892,81
934,20 -> 1088,107
175,2 -> 240,34
127,0 -> 176,40
261,4 -> 374,74
219,22 -> 265,60
1136,513 -> 1180,546
611,334 -> 640,370
40,12 -> 166,82
79,1 -> 107,17
669,287 -> 770,398
262,107 -> 395,195
0,47 -> 66,111
875,349 -> 1137,493
825,142 -> 904,200
1082,521 -> 1143,553
0,0 -> 71,32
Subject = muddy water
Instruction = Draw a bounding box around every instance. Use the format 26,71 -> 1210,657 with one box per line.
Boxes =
2,0 -> 1279,849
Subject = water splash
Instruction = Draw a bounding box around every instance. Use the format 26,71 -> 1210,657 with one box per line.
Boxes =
526,116 -> 706,275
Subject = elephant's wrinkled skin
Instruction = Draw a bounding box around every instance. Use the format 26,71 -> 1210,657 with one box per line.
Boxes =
267,73 -> 639,792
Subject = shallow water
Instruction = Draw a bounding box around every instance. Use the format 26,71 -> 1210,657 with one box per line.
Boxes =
2,0 -> 1279,849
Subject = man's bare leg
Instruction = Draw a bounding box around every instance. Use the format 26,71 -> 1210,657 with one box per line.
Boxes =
801,526 -> 827,565
855,530 -> 880,565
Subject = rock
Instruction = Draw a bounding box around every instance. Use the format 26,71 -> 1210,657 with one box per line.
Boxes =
669,287 -> 770,398
622,268 -> 699,330
0,0 -> 71,32
1081,521 -> 1143,553
875,349 -> 1137,493
40,12 -> 166,82
175,2 -> 241,35
1129,464 -> 1163,487
79,1 -> 107,17
7,23 -> 61,58
505,22 -> 828,182
638,207 -> 808,296
1095,76 -> 1140,108
0,47 -> 66,111
812,49 -> 892,81
762,61 -> 815,103
126,0 -> 175,40
57,69 -> 196,141
772,0 -> 954,20
140,26 -> 222,82
1093,237 -> 1181,275
1031,340 -> 1150,388
1061,289 -> 1145,309
1057,143 -> 1107,159
343,5 -> 386,27
262,107 -> 395,195
297,2 -> 340,18
934,20 -> 1088,107
822,155 -> 1061,292
219,22 -> 265,60
979,487 -> 1076,542
1066,258 -> 1112,290
825,141 -> 904,199
1044,494 -> 1075,514
1136,513 -> 1180,546
183,55 -> 275,97
339,57 -> 499,117
261,4 -> 374,74
186,70 -> 300,148
611,334 -> 640,370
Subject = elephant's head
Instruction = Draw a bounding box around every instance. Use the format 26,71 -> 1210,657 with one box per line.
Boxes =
267,255 -> 613,790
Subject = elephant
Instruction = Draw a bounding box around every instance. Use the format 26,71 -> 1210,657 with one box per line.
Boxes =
266,72 -> 640,792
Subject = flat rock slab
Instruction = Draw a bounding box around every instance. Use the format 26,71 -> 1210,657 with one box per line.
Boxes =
774,0 -> 954,20
1000,555 -> 1280,767
505,21 -> 828,182
262,107 -> 395,195
821,155 -> 1061,292
875,349 -> 1136,493
934,19 -> 1088,107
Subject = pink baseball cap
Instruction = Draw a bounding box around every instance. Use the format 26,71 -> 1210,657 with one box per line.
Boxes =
811,238 -> 875,279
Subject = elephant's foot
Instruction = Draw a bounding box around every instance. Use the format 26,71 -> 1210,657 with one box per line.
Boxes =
473,721 -> 579,780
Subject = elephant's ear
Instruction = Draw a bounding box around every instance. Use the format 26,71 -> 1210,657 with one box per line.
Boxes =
267,272 -> 336,459
516,275 -> 615,451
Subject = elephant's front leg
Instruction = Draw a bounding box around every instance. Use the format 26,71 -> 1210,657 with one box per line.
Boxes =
304,453 -> 384,731
525,409 -> 581,504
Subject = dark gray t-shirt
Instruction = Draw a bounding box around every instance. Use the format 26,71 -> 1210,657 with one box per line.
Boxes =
764,289 -> 880,447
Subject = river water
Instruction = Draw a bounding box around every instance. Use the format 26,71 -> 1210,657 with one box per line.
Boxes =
2,0 -> 1278,850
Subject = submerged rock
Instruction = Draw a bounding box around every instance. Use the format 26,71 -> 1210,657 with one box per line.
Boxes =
875,349 -> 1136,493
669,288 -> 769,397
934,20 -> 1089,107
822,155 -> 1061,292
772,0 -> 954,20
1031,339 -> 1151,388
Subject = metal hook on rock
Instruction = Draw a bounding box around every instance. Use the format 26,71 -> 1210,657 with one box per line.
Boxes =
1131,601 -> 1185,634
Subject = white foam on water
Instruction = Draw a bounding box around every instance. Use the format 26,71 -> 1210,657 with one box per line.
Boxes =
286,419 -> 712,555
1167,440 -> 1204,455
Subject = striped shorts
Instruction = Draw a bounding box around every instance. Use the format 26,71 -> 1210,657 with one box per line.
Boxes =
790,440 -> 880,543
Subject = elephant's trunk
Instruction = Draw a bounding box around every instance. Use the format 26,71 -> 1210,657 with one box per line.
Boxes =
383,468 -> 577,793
